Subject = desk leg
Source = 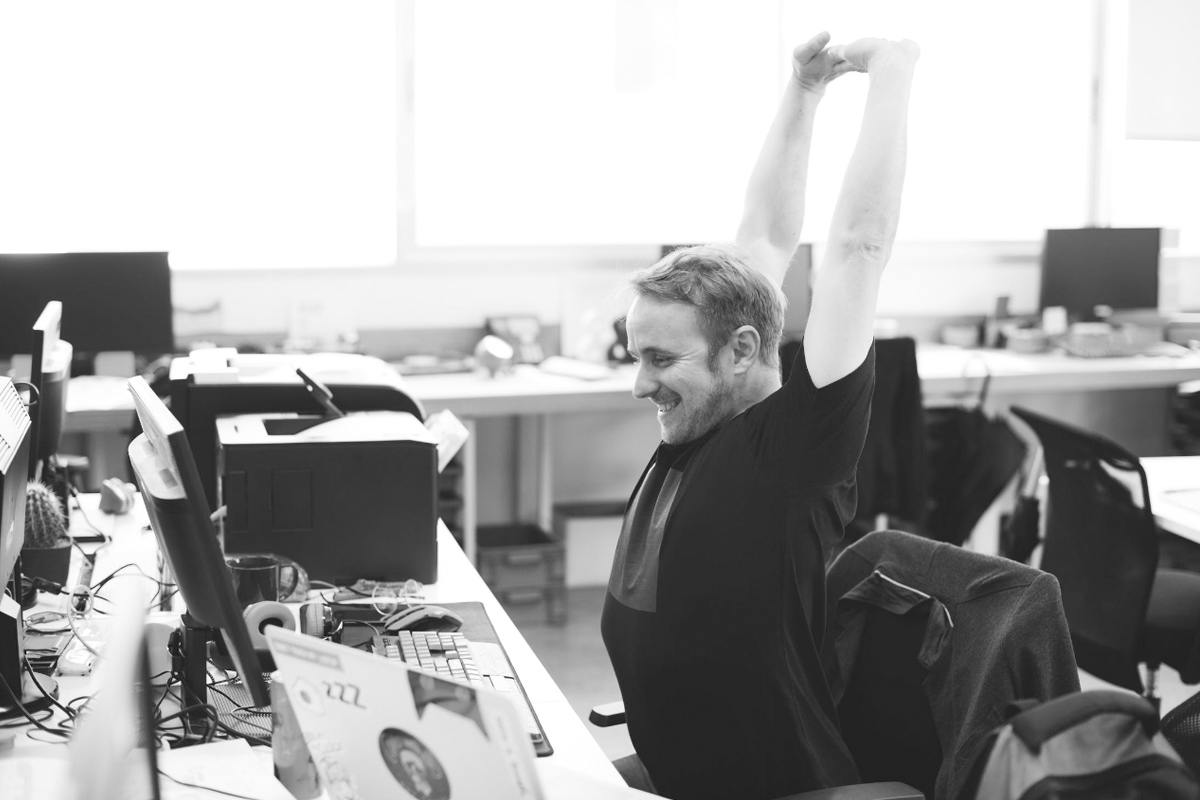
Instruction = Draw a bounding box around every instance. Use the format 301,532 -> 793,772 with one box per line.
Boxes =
462,418 -> 478,564
516,415 -> 553,535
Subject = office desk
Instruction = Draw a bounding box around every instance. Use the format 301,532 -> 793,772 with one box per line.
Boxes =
1143,456 -> 1200,545
6,494 -> 629,795
405,348 -> 1200,561
62,348 -> 1200,562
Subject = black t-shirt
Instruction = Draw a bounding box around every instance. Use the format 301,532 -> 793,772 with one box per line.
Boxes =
601,341 -> 875,800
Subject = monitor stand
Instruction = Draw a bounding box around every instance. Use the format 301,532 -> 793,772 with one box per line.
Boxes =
171,613 -> 273,745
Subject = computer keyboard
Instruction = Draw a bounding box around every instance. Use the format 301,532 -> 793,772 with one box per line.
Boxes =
372,630 -> 546,749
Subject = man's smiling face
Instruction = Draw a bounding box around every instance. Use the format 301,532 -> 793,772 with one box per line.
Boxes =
626,294 -> 735,445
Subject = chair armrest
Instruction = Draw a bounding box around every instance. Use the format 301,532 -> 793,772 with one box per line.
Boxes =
778,781 -> 924,800
588,701 -> 627,727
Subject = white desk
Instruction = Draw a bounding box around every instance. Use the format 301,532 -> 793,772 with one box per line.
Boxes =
1143,456 -> 1200,544
6,494 -> 633,796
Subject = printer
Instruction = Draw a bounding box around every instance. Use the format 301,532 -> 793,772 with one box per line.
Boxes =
169,349 -> 426,508
169,350 -> 438,584
215,410 -> 438,585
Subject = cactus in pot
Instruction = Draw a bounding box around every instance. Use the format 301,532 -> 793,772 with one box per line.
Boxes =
21,481 -> 72,587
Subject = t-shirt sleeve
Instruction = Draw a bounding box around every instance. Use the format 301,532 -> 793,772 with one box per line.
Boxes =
744,339 -> 876,490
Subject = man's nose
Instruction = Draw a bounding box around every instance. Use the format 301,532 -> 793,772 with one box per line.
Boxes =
633,364 -> 656,399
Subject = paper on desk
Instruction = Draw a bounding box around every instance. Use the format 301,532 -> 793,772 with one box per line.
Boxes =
424,408 -> 469,472
157,739 -> 294,800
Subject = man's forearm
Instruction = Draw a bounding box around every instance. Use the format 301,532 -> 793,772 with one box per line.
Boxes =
826,58 -> 917,264
736,79 -> 824,279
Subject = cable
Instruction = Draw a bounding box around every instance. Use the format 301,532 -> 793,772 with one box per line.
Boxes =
68,484 -> 113,545
0,665 -> 68,738
22,657 -> 76,721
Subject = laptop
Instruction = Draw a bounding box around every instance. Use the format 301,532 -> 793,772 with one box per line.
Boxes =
266,626 -> 545,800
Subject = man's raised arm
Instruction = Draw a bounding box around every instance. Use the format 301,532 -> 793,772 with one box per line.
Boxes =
735,32 -> 854,288
804,38 -> 919,388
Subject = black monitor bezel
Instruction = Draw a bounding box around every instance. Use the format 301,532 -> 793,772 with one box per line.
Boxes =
1039,227 -> 1161,321
0,252 -> 174,358
28,302 -> 70,481
126,376 -> 270,709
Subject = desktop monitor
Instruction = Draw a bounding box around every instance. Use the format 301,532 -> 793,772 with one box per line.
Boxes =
28,301 -> 73,483
0,375 -> 59,719
1039,228 -> 1161,323
0,252 -> 173,361
126,376 -> 270,713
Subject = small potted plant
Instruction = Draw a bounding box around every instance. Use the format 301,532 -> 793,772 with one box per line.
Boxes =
21,481 -> 72,588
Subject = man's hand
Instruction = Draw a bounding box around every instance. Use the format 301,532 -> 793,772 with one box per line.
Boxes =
791,31 -> 857,93
826,38 -> 921,74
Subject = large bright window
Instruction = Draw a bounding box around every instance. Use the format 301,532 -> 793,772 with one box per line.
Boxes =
413,0 -> 782,247
413,0 -> 1095,247
0,1 -> 397,269
1106,0 -> 1200,252
780,0 -> 1094,243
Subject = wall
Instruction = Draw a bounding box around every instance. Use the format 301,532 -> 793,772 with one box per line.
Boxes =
166,240 -> 1200,527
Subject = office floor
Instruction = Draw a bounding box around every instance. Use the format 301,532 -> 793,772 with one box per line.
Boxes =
508,587 -> 1200,766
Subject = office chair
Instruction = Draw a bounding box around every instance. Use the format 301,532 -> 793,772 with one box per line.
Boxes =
780,337 -> 927,542
1009,405 -> 1200,699
813,529 -> 1080,800
592,528 -> 1079,800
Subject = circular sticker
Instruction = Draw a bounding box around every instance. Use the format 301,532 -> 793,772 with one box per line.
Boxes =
290,678 -> 325,716
379,727 -> 450,800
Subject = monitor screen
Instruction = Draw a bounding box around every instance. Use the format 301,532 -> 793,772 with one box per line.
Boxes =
28,302 -> 72,481
1039,228 -> 1161,322
126,376 -> 270,709
0,252 -> 173,358
0,377 -> 31,591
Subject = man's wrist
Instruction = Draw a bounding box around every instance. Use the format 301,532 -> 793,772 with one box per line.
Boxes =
790,75 -> 828,98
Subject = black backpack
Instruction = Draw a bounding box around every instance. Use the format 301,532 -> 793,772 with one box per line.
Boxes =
968,690 -> 1199,799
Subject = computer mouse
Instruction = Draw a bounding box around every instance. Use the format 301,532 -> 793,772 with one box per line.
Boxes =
383,604 -> 464,633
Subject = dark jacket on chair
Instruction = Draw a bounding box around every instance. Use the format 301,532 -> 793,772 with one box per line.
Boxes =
823,531 -> 1080,800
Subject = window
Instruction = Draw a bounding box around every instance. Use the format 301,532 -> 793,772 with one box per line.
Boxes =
0,1 -> 397,269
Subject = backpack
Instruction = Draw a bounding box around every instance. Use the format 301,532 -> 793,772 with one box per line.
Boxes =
969,690 -> 1200,799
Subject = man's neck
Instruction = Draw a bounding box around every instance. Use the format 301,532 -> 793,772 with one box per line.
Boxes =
727,363 -> 782,418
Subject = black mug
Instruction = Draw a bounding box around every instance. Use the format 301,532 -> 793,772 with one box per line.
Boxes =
225,553 -> 306,607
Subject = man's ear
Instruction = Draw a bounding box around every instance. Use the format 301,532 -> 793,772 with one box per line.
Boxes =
729,325 -> 762,374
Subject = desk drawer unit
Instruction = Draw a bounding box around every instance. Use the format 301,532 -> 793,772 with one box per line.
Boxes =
477,523 -> 566,624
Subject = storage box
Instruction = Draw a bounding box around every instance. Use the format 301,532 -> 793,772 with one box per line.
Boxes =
553,501 -> 625,589
477,523 -> 565,623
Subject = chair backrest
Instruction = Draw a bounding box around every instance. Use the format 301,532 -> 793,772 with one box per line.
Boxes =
1009,405 -> 1158,692
782,337 -> 927,539
837,603 -> 942,797
825,529 -> 1080,800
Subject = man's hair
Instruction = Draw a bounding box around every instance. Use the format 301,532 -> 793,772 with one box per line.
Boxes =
630,243 -> 785,369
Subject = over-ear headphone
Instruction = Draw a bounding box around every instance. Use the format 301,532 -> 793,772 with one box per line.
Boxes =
300,601 -> 336,639
205,601 -> 296,672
